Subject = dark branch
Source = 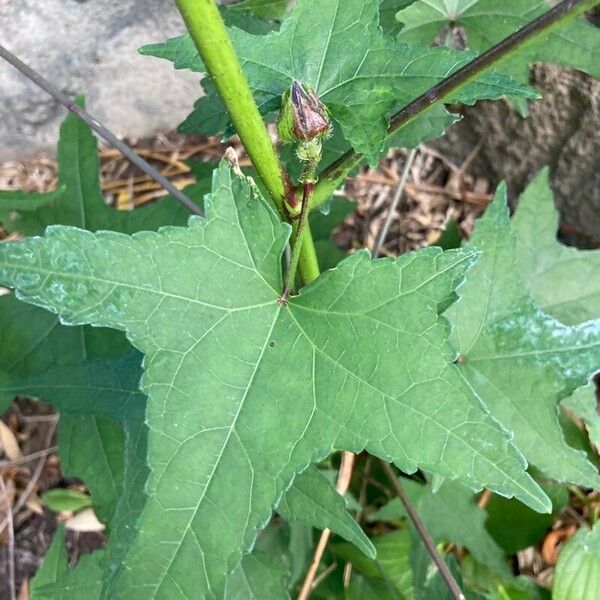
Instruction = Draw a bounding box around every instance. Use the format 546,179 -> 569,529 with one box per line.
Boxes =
0,43 -> 203,216
381,461 -> 466,600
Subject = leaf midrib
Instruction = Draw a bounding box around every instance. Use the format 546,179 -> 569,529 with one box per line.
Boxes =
151,303 -> 283,597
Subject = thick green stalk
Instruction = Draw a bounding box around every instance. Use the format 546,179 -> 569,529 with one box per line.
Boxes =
308,0 -> 600,211
175,0 -> 320,284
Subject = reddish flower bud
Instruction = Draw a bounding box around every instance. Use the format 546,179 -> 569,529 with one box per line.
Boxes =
278,81 -> 331,143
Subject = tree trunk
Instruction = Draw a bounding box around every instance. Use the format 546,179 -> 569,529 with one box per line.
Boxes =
433,64 -> 600,245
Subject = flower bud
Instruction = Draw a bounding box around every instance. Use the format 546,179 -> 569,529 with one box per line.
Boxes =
277,81 -> 331,144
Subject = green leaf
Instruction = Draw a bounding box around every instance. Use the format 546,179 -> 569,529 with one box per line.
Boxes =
7,352 -> 149,591
513,168 -> 600,326
447,184 -> 600,488
434,219 -> 462,251
32,529 -> 290,600
397,0 -> 600,84
332,529 -> 414,599
553,521 -> 600,600
562,382 -> 600,452
379,0 -> 419,37
409,543 -> 470,600
484,481 -> 568,556
221,5 -> 280,35
277,465 -> 375,558
0,162 -> 548,597
0,103 -> 213,414
142,0 -> 537,165
0,186 -> 66,212
42,488 -> 93,513
346,573 -> 394,600
493,578 -> 550,600
227,0 -> 290,21
22,350 -> 295,598
30,525 -> 104,599
309,197 -> 355,271
225,550 -> 290,599
369,478 -> 510,577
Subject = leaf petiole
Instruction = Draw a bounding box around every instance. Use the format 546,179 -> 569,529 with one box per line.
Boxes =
281,180 -> 314,302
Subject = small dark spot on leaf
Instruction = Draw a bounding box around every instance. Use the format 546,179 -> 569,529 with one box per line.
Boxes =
269,341 -> 275,348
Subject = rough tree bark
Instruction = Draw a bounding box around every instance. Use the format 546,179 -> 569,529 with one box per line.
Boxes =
433,63 -> 600,245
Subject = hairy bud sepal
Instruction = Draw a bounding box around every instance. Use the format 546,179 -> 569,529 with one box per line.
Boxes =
278,81 -> 331,144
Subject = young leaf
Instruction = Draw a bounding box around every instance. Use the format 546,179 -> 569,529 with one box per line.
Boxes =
277,464 -> 375,559
396,0 -> 600,84
42,488 -> 93,513
0,162 -> 548,597
562,382 -> 600,452
446,184 -> 600,488
369,478 -> 510,577
141,0 -> 537,165
553,521 -> 600,600
513,168 -> 600,326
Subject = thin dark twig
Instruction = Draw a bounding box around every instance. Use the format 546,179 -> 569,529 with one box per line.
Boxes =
381,461 -> 466,600
0,43 -> 203,216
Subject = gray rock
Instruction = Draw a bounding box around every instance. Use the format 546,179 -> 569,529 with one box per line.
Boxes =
0,0 -> 201,160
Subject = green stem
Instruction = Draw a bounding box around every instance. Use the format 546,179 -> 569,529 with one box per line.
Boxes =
176,0 -> 285,212
307,0 -> 600,211
282,182 -> 314,299
175,0 -> 320,284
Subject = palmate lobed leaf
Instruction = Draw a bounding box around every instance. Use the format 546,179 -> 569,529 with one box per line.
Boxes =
396,0 -> 600,85
141,0 -> 537,165
0,106 -> 372,595
447,184 -> 600,489
0,162 -> 548,598
512,168 -> 600,326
